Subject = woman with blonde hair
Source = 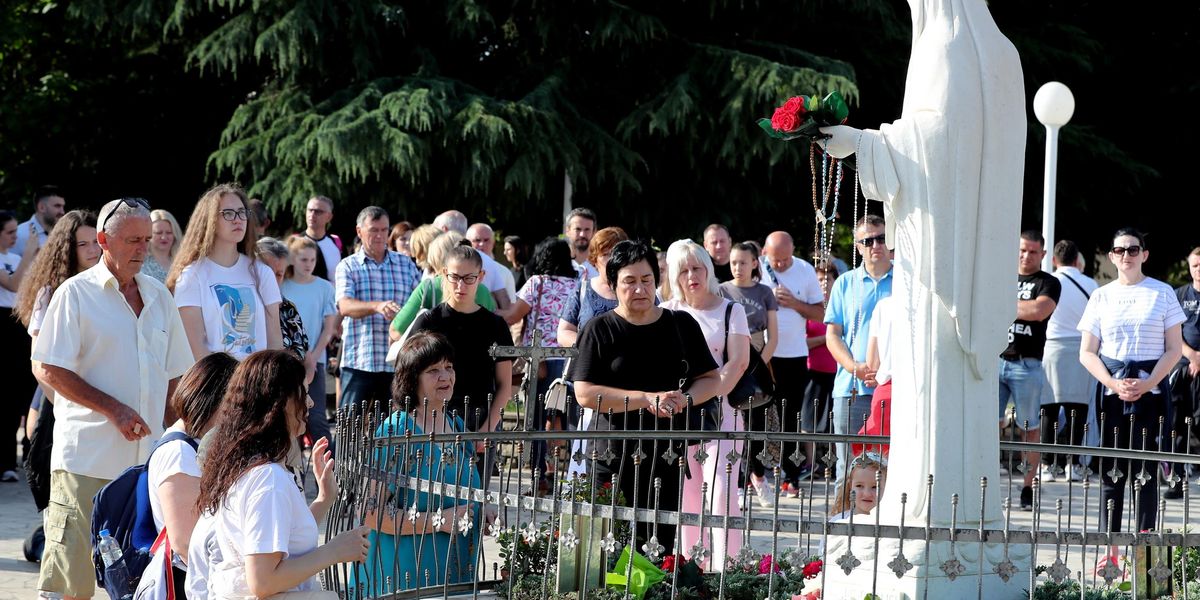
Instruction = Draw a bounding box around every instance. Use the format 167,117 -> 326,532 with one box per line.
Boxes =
142,209 -> 184,283
662,238 -> 749,571
169,183 -> 282,361
407,224 -> 442,275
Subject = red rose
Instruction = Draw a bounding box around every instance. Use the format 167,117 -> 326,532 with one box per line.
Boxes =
662,555 -> 677,572
802,559 -> 823,579
771,108 -> 799,132
782,96 -> 805,114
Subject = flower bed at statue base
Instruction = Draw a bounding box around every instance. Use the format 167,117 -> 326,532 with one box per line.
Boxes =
496,542 -> 820,600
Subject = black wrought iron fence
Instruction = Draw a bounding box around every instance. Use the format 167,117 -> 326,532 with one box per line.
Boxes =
320,397 -> 1200,600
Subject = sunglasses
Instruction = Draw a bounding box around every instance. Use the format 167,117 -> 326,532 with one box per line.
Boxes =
98,197 -> 151,232
1110,245 -> 1143,257
856,234 -> 886,248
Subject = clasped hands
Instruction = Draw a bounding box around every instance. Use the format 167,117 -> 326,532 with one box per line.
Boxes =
852,362 -> 879,387
646,390 -> 688,418
1111,377 -> 1152,402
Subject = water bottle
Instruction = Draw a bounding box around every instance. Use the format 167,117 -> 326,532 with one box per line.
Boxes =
97,529 -> 133,600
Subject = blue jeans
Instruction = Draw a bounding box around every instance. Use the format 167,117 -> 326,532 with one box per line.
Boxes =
307,363 -> 334,457
339,367 -> 393,412
833,394 -> 873,487
998,357 -> 1046,429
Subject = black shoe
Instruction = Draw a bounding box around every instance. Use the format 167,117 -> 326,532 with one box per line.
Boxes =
1164,482 -> 1185,500
23,525 -> 43,563
1020,485 -> 1033,510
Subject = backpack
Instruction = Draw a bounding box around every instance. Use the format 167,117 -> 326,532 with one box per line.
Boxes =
91,431 -> 198,595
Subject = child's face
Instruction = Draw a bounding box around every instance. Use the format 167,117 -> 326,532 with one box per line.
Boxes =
851,466 -> 884,513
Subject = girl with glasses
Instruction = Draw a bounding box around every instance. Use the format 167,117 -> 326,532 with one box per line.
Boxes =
409,245 -> 513,465
1078,227 -> 1185,573
169,184 -> 283,361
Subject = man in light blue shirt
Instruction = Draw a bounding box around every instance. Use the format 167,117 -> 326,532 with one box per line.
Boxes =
824,215 -> 893,486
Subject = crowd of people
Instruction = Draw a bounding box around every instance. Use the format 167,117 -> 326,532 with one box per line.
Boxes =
3,181 -> 1199,597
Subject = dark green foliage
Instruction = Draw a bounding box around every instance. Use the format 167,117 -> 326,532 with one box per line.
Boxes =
4,0 -> 1196,268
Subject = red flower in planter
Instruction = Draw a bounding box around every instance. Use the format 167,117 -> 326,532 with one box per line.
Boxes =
802,559 -> 823,579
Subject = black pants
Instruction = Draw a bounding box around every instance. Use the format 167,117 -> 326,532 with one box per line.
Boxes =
1,309 -> 36,473
740,399 -> 776,480
1097,394 -> 1160,533
1039,402 -> 1089,468
771,356 -> 810,482
595,442 -> 682,554
1170,362 -> 1200,455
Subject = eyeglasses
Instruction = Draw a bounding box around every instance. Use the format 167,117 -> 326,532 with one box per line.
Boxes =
445,272 -> 480,285
856,234 -> 886,248
98,197 -> 150,232
1110,245 -> 1142,257
219,208 -> 249,222
851,451 -> 888,469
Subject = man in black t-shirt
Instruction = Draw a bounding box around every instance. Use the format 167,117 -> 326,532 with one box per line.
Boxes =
1167,248 -> 1200,497
998,231 -> 1061,509
703,224 -> 733,283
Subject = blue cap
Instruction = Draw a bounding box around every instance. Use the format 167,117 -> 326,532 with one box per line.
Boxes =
99,529 -> 110,537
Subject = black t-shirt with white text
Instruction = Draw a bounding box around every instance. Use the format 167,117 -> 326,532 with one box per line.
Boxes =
412,304 -> 514,430
1002,271 -> 1062,361
1176,284 -> 1200,363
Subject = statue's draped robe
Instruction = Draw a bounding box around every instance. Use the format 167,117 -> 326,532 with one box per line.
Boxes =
855,0 -> 1026,528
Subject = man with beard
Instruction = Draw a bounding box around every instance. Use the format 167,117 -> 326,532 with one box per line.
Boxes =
565,208 -> 597,280
16,186 -> 65,256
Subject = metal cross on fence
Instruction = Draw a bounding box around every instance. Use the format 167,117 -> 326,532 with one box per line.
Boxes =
488,329 -> 577,430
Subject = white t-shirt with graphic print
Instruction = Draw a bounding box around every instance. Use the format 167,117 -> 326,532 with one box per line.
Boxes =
174,255 -> 281,360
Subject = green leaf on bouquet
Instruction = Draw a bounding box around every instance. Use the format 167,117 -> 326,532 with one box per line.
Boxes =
822,90 -> 850,124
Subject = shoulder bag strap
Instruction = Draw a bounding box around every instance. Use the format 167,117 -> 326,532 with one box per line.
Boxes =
1062,272 -> 1091,299
722,301 -> 733,365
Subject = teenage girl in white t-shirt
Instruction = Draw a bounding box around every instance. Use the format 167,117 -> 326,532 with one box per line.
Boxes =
194,350 -> 367,598
169,184 -> 283,361
1078,228 -> 1185,573
663,239 -> 749,572
142,352 -> 236,594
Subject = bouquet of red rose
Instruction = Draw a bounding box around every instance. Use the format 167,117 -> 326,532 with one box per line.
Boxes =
757,91 -> 850,141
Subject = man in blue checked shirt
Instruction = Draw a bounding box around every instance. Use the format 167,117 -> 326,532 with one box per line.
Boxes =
825,214 -> 893,488
336,206 -> 421,411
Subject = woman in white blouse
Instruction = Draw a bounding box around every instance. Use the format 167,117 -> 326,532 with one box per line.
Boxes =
1078,227 -> 1184,572
661,239 -> 749,571
194,350 -> 367,598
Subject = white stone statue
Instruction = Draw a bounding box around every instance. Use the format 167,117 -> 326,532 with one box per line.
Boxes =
816,0 -> 1028,595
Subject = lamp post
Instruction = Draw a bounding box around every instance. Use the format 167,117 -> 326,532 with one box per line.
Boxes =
1033,82 -> 1075,271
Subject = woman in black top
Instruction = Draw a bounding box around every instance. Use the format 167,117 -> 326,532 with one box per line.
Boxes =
572,240 -> 720,555
411,245 -> 514,438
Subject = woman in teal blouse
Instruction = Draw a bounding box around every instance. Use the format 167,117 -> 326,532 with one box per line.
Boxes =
355,331 -> 482,594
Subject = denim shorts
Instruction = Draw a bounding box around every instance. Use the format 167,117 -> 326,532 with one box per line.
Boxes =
998,357 -> 1046,429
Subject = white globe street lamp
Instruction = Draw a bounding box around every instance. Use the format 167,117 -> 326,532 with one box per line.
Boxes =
1033,82 -> 1075,271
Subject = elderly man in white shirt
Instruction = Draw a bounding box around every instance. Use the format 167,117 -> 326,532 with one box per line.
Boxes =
32,198 -> 193,600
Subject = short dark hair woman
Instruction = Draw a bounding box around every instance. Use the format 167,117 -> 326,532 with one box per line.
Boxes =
571,240 -> 721,552
1078,227 -> 1184,572
196,350 -> 367,598
353,331 -> 483,594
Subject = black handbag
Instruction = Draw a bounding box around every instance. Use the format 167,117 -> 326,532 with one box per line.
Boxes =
665,310 -> 720,435
723,302 -> 776,411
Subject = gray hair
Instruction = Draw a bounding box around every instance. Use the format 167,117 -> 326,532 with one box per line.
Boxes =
356,206 -> 388,228
255,236 -> 289,261
667,238 -> 722,300
433,210 -> 468,234
99,198 -> 151,236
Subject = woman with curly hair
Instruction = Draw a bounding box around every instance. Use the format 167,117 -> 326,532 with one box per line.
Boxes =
194,350 -> 367,598
14,210 -> 102,488
169,183 -> 282,361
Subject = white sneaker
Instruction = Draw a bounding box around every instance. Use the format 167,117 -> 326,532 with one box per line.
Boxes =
0,470 -> 17,482
1039,465 -> 1058,483
751,475 -> 776,508
737,488 -> 748,511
